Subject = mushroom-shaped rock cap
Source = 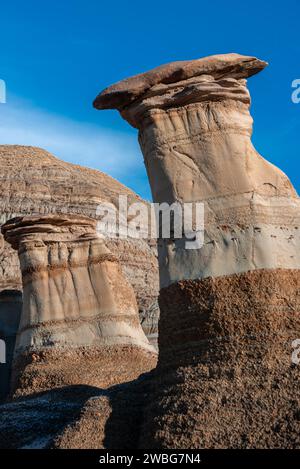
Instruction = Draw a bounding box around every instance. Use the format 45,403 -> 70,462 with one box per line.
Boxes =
2,214 -> 98,250
93,53 -> 267,111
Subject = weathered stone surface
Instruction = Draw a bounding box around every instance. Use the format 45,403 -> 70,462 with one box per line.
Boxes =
0,375 -> 150,449
52,373 -> 152,449
0,385 -> 101,449
95,54 -> 299,288
1,53 -> 298,450
95,53 -> 300,448
140,269 -> 300,448
0,145 -> 159,347
2,214 -> 157,397
94,53 -> 267,111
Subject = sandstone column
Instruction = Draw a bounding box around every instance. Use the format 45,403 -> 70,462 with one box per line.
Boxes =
94,54 -> 300,448
2,214 -> 156,397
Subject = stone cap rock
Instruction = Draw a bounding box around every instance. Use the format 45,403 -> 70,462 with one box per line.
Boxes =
93,53 -> 267,111
2,214 -> 98,250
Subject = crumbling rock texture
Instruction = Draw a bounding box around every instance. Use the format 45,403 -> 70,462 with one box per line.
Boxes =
52,373 -> 152,449
0,374 -> 152,449
0,385 -> 101,449
0,53 -> 299,450
139,269 -> 300,448
0,145 -> 159,346
94,53 -> 267,111
2,214 -> 156,397
95,53 -> 300,448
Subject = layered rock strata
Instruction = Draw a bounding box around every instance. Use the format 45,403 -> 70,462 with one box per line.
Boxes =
2,214 -> 156,397
94,53 -> 300,448
0,145 -> 159,347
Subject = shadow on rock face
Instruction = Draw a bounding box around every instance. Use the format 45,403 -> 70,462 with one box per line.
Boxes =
103,372 -> 153,449
0,290 -> 22,402
0,372 -> 155,449
51,372 -> 154,449
0,384 -> 101,449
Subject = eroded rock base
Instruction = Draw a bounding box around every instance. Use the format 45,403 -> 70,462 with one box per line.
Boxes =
0,385 -> 101,449
11,346 -> 157,398
0,374 -> 152,449
52,373 -> 153,449
139,269 -> 300,448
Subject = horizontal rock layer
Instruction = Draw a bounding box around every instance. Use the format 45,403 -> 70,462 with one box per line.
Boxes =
158,191 -> 300,287
97,54 -> 298,289
11,346 -> 156,399
139,269 -> 300,448
0,145 -> 159,346
94,53 -> 300,449
2,214 -> 157,397
94,53 -> 267,110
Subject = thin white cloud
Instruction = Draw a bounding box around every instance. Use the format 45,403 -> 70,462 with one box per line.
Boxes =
0,97 -> 151,199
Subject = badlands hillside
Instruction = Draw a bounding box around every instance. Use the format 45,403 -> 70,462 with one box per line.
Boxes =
0,52 -> 299,450
0,145 -> 159,345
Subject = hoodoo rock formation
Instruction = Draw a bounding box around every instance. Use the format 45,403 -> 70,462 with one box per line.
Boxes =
0,145 -> 159,348
94,53 -> 300,448
1,214 -> 156,398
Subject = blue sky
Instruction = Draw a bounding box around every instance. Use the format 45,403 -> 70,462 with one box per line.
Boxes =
0,0 -> 299,200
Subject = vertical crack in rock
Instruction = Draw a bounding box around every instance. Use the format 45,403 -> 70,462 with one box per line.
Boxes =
94,53 -> 300,448
1,214 -> 157,398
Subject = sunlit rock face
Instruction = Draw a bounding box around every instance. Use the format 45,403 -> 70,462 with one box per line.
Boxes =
2,214 -> 157,398
95,54 -> 300,448
0,145 -> 160,348
94,53 -> 299,288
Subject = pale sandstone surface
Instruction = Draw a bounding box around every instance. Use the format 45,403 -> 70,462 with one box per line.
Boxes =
0,145 -> 159,345
95,53 -> 299,288
1,53 -> 299,450
2,214 -> 156,398
94,53 -> 300,448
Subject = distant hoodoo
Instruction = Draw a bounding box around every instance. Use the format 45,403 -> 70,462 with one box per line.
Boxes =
2,214 -> 157,397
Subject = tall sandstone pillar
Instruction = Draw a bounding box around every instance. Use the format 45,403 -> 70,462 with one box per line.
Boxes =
94,54 -> 300,448
2,214 -> 156,397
